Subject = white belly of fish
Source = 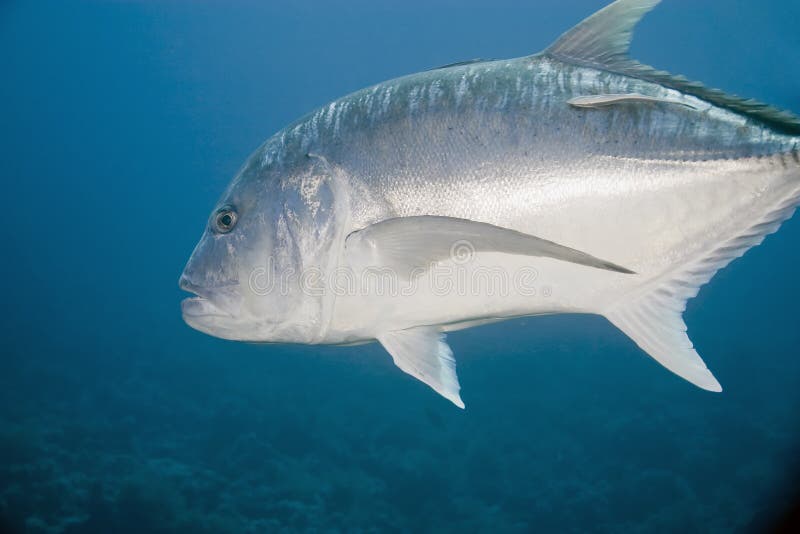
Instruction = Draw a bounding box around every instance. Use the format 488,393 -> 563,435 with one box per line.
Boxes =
330,154 -> 799,337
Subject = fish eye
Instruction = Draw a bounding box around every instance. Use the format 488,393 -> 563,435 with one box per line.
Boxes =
213,206 -> 238,233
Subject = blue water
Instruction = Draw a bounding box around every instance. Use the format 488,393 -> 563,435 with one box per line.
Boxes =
2,1 -> 800,532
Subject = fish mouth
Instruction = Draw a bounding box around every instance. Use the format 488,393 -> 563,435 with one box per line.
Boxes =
179,276 -> 239,319
181,297 -> 231,319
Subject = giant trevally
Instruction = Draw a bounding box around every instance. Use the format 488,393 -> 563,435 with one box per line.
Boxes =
180,0 -> 800,407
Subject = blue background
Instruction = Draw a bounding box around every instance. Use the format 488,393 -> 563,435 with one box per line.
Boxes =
2,0 -> 800,531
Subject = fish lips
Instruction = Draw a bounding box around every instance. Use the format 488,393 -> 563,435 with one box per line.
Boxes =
179,276 -> 242,320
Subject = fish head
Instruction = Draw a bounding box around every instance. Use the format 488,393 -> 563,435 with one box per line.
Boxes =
180,149 -> 341,343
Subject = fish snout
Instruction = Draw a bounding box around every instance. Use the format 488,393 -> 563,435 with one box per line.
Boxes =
178,273 -> 206,298
179,274 -> 242,318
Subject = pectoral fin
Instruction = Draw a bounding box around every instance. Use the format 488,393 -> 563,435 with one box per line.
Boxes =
345,216 -> 634,277
378,327 -> 464,408
568,94 -> 697,110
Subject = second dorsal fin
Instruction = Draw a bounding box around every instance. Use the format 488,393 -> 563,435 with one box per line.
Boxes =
545,0 -> 661,68
544,0 -> 800,135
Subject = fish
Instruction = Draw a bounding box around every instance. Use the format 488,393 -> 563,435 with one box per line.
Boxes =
180,0 -> 800,408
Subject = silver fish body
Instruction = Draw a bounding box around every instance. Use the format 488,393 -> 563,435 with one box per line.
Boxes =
181,0 -> 800,407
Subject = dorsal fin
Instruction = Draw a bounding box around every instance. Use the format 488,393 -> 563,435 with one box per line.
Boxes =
545,0 -> 661,67
544,0 -> 800,136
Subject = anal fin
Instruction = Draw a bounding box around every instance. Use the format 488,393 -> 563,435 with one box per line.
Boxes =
605,181 -> 800,392
378,326 -> 464,408
605,293 -> 722,392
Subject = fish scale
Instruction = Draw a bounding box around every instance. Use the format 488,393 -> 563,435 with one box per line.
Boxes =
181,0 -> 800,407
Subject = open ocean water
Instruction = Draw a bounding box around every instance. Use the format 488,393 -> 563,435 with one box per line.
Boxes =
2,0 -> 800,532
